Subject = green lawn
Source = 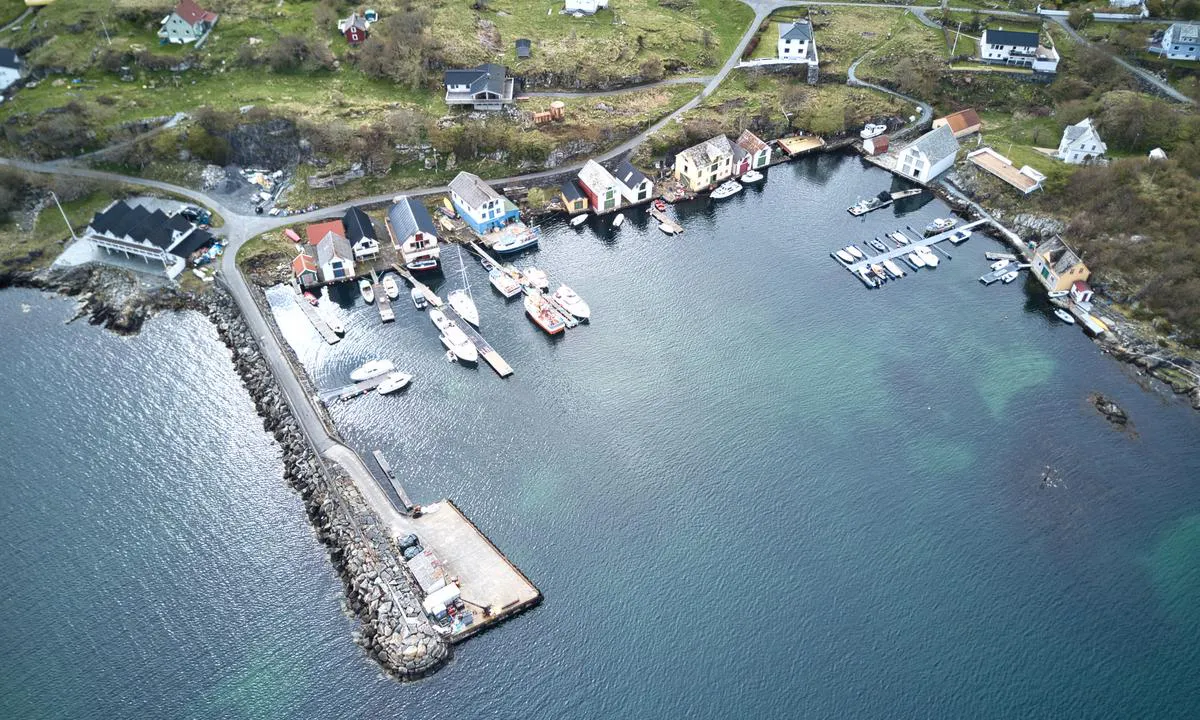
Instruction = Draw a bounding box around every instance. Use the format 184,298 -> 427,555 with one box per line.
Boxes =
0,0 -> 25,26
975,111 -> 1075,187
855,11 -> 950,83
0,186 -> 124,272
812,7 -> 945,78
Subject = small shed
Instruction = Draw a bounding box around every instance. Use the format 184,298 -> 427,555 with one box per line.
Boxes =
560,180 -> 589,214
515,38 -> 532,59
864,135 -> 889,156
291,252 -> 319,287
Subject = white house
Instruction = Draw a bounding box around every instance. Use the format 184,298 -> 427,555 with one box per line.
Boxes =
980,28 -> 1059,73
777,20 -> 814,61
158,0 -> 218,45
0,49 -> 21,94
387,196 -> 441,271
1056,118 -> 1106,164
314,232 -> 355,283
443,64 -> 516,111
895,125 -> 960,184
342,206 -> 379,260
564,0 -> 608,14
448,171 -> 519,233
613,159 -> 654,205
1158,22 -> 1200,62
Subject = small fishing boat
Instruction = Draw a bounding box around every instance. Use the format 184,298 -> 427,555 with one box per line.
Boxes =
857,268 -> 878,287
907,252 -> 926,268
846,245 -> 864,260
382,275 -> 400,300
377,372 -> 413,395
869,238 -> 888,252
553,284 -> 591,321
410,287 -> 427,310
925,217 -> 957,234
847,192 -> 892,216
1047,290 -> 1069,299
524,291 -> 567,335
1054,308 -> 1076,324
324,314 -> 345,335
358,278 -> 375,304
493,231 -> 539,255
659,222 -> 677,236
871,264 -> 887,280
710,180 -> 742,200
883,259 -> 905,278
653,199 -> 667,212
890,232 -> 911,246
479,256 -> 495,271
860,123 -> 887,139
741,169 -> 764,183
1002,270 -> 1020,284
835,249 -> 855,264
612,213 -> 625,228
949,229 -> 971,245
524,266 -> 550,291
570,214 -> 588,228
448,289 -> 479,327
350,359 -> 393,383
408,256 -> 439,272
489,268 -> 523,298
303,291 -> 319,306
990,259 -> 1010,272
917,246 -> 939,267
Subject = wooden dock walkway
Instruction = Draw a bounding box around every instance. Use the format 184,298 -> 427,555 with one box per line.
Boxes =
648,206 -> 683,235
371,450 -> 414,514
292,290 -> 341,344
442,305 -> 514,378
318,374 -> 388,404
371,270 -> 395,323
391,264 -> 442,307
839,219 -> 989,279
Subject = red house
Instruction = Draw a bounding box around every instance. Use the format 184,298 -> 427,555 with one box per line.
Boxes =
306,219 -> 346,246
340,13 -> 369,45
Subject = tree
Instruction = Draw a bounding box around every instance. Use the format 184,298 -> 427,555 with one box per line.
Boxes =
355,10 -> 434,89
525,187 -> 547,208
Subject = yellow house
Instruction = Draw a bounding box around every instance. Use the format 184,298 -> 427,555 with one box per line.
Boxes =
674,135 -> 735,192
560,180 -> 589,215
1030,237 -> 1089,291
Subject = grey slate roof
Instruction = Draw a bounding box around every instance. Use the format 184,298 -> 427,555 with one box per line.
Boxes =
614,160 -> 649,189
387,196 -> 438,241
89,201 -> 132,236
560,181 -> 585,202
448,171 -> 502,209
678,135 -> 735,167
779,21 -> 813,42
1174,22 -> 1200,42
316,232 -> 353,266
169,228 -> 213,258
515,39 -> 531,59
984,29 -> 1038,48
343,206 -> 377,243
444,63 -> 507,96
0,48 -> 20,70
906,125 -> 959,165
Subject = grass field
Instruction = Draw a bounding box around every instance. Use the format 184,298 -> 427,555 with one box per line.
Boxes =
854,11 -> 949,83
0,0 -> 25,26
975,111 -> 1075,187
0,186 -> 123,273
808,7 -> 944,78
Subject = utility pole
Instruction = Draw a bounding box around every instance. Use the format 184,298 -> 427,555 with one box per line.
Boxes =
49,191 -> 77,241
951,22 -> 962,56
100,18 -> 112,46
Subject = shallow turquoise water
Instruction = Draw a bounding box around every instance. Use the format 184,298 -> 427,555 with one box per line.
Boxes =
3,154 -> 1200,718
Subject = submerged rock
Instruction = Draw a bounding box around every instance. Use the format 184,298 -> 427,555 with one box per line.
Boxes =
1090,393 -> 1128,426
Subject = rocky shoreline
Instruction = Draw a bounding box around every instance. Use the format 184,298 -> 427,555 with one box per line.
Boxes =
1,264 -> 452,680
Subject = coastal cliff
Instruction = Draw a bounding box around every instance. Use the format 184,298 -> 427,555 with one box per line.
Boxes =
2,265 -> 452,680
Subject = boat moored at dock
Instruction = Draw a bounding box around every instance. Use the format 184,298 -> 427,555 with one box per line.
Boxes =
324,314 -> 345,335
382,275 -> 400,300
570,214 -> 588,227
612,213 -> 625,228
907,251 -> 926,268
430,309 -> 478,363
524,291 -> 567,335
1054,308 -> 1076,324
552,284 -> 591,321
351,359 -> 394,382
448,290 -> 479,327
489,268 -> 523,298
410,287 -> 428,310
741,170 -> 764,183
358,278 -> 375,304
377,372 -> 413,394
710,180 -> 743,200
925,217 -> 957,234
883,259 -> 905,278
917,246 -> 939,267
846,245 -> 864,260
523,266 -> 550,291
836,249 -> 855,264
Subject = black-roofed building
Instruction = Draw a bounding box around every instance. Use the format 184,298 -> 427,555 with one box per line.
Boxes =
342,206 -> 380,260
84,200 -> 202,273
981,28 -> 1059,73
560,180 -> 588,215
169,228 -> 215,259
613,159 -> 653,204
387,196 -> 441,271
443,63 -> 517,111
515,39 -> 531,60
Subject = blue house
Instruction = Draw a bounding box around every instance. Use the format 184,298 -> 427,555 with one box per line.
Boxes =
448,171 -> 519,233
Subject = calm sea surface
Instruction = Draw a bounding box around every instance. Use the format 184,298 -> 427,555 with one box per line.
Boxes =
3,155 -> 1200,719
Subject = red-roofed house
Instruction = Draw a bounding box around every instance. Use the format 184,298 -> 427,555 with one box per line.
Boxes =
292,252 -> 320,287
306,219 -> 346,246
864,135 -> 889,156
159,0 -> 219,44
1070,280 -> 1093,304
932,109 -> 983,139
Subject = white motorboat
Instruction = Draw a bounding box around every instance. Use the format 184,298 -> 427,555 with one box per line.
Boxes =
890,231 -> 910,246
382,274 -> 400,300
925,217 -> 957,234
710,180 -> 742,200
612,213 -> 625,228
440,326 -> 478,363
429,307 -> 452,332
570,214 -> 588,227
846,245 -> 864,260
524,266 -> 549,291
410,287 -> 427,310
1054,308 -> 1076,324
860,123 -> 887,139
489,268 -> 523,298
883,259 -> 905,278
990,259 -> 1010,272
949,229 -> 971,244
358,278 -> 375,304
907,252 -> 926,268
741,170 -> 764,183
377,372 -> 413,395
1002,270 -> 1020,284
917,246 -> 939,267
479,256 -> 495,271
835,249 -> 855,264
1047,290 -> 1069,299
448,289 -> 479,326
324,314 -> 345,335
350,359 -> 393,382
659,222 -> 677,235
552,284 -> 591,321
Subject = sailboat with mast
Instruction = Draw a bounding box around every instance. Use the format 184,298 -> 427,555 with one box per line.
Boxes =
447,245 -> 480,327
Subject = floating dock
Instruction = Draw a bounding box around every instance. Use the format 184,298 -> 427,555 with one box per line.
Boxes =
648,206 -> 683,235
442,305 -> 514,378
392,264 -> 442,307
319,374 -> 388,404
835,218 -> 989,288
293,292 -> 341,344
979,261 -> 1021,284
371,449 -> 414,514
372,271 -> 395,323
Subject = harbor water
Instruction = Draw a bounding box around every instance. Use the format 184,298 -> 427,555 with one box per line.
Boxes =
3,154 -> 1200,718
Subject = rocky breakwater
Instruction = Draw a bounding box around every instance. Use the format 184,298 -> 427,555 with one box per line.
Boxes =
197,290 -> 453,680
